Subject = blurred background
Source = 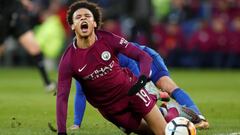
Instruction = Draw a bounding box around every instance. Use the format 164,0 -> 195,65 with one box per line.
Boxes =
1,0 -> 240,70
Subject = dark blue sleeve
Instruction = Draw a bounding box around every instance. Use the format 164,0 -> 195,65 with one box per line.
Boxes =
131,42 -> 159,57
118,54 -> 140,76
74,81 -> 86,126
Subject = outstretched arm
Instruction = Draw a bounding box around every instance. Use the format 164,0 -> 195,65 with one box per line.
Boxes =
57,54 -> 73,133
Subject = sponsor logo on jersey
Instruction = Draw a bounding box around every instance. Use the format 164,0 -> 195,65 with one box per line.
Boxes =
101,51 -> 111,61
83,60 -> 115,80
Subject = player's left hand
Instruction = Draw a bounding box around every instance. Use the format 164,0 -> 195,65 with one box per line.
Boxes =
128,75 -> 148,96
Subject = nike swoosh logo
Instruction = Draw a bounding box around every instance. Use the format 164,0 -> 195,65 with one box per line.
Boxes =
78,64 -> 87,72
145,100 -> 151,107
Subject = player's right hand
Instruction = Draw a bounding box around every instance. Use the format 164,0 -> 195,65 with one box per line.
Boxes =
128,75 -> 148,96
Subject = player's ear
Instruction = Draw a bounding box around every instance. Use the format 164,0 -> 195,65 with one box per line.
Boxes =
71,25 -> 75,30
93,21 -> 97,28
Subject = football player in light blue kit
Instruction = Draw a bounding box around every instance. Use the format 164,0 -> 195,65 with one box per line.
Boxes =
70,42 -> 209,130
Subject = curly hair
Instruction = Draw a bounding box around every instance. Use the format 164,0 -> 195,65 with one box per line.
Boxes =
67,0 -> 102,29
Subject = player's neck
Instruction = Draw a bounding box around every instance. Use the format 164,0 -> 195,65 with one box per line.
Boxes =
76,32 -> 96,49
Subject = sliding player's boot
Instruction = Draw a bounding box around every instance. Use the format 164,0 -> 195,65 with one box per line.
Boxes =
179,106 -> 202,124
194,115 -> 210,129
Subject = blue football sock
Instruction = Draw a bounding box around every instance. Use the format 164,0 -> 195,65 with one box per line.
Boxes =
171,88 -> 201,115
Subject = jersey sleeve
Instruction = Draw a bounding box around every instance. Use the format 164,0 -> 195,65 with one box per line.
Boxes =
108,33 -> 152,77
56,53 -> 73,133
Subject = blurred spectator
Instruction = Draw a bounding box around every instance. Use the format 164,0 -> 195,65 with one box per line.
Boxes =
33,0 -> 65,71
188,19 -> 215,67
152,22 -> 166,54
167,0 -> 200,23
211,0 -> 240,23
102,19 -> 125,37
173,0 -> 202,38
57,1 -> 72,42
227,17 -> 240,68
158,20 -> 186,67
210,16 -> 230,68
92,0 -> 129,19
127,0 -> 154,48
151,0 -> 171,22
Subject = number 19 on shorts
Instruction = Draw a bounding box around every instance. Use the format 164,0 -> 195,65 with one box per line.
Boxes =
136,89 -> 151,107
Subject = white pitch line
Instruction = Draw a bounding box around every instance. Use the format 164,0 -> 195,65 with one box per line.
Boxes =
215,132 -> 240,135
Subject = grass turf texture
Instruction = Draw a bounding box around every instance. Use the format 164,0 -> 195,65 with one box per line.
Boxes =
0,68 -> 240,135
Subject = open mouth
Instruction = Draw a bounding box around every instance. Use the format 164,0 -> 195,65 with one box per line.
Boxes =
81,21 -> 89,33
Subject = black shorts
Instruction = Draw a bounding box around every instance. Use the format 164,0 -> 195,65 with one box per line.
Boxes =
0,2 -> 31,45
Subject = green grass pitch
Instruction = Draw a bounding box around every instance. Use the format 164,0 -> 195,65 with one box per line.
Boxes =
0,68 -> 240,135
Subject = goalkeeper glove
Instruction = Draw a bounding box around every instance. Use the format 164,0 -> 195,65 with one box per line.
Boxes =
128,75 -> 148,96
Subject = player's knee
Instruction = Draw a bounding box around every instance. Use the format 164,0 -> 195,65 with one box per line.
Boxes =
156,76 -> 178,94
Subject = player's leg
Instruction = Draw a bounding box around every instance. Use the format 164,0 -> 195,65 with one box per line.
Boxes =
151,55 -> 201,115
151,55 -> 209,129
98,88 -> 166,135
69,81 -> 86,130
11,4 -> 56,93
156,76 -> 202,115
155,77 -> 210,127
142,82 -> 195,124
144,81 -> 170,102
130,105 -> 167,135
162,101 -> 202,123
140,105 -> 166,135
18,30 -> 56,92
130,89 -> 166,135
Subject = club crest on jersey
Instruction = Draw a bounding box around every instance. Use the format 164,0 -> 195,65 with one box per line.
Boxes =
101,51 -> 111,61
